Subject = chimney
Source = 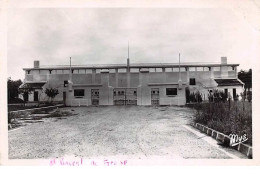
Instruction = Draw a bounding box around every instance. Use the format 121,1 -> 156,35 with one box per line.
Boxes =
34,60 -> 40,68
221,57 -> 227,64
220,57 -> 228,78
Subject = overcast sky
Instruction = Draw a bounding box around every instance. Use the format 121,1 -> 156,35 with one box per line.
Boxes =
7,8 -> 257,80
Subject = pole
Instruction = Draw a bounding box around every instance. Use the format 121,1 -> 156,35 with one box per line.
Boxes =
178,53 -> 182,90
128,41 -> 129,59
179,53 -> 180,73
179,53 -> 181,81
70,57 -> 71,73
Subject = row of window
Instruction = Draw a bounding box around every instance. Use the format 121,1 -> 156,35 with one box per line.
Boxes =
74,88 -> 178,97
26,66 -> 236,75
66,79 -> 196,89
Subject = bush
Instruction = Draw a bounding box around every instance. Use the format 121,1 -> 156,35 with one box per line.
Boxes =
8,113 -> 16,123
8,97 -> 24,104
45,88 -> 59,103
208,89 -> 227,103
189,91 -> 202,103
193,101 -> 252,145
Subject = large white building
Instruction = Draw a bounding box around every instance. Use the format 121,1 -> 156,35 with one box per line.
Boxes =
19,57 -> 244,106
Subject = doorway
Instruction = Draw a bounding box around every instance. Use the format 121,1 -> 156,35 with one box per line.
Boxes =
34,91 -> 38,102
151,88 -> 159,105
91,89 -> 99,105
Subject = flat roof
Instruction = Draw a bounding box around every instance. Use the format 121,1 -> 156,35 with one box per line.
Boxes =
23,62 -> 239,70
215,79 -> 244,86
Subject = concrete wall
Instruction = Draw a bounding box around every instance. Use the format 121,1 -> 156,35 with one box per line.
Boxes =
159,85 -> 186,106
22,63 -> 241,106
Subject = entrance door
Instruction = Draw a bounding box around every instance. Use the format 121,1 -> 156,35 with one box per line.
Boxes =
113,88 -> 137,105
113,88 -> 125,105
151,88 -> 159,105
125,88 -> 137,105
233,88 -> 237,100
91,89 -> 99,105
34,91 -> 38,102
24,92 -> 28,102
63,92 -> 66,105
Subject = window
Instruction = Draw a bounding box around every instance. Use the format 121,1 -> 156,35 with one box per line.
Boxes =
227,67 -> 233,71
214,67 -> 220,71
74,89 -> 84,98
165,68 -> 172,72
64,80 -> 68,87
110,69 -> 116,73
118,69 -> 126,73
197,67 -> 203,71
130,68 -> 139,72
172,68 -> 179,72
190,78 -> 196,85
156,68 -> 162,72
86,69 -> 92,74
79,69 -> 85,74
189,67 -> 196,71
63,70 -> 70,74
180,67 -> 186,72
57,70 -> 63,74
166,88 -> 177,96
73,69 -> 79,74
203,67 -> 209,71
149,68 -> 156,72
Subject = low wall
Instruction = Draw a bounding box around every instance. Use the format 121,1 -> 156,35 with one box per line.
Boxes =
190,122 -> 252,158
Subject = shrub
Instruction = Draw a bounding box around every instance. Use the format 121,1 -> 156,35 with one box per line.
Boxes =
45,88 -> 59,103
193,101 -> 252,145
8,113 -> 16,124
208,89 -> 227,103
189,91 -> 202,103
185,87 -> 190,103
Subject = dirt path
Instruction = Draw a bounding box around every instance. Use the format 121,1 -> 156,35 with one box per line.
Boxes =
8,106 -> 247,159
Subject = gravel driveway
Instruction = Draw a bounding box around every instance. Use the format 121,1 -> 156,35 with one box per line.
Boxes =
8,106 -> 247,159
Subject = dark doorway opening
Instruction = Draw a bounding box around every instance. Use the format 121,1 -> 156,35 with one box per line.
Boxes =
233,88 -> 237,100
63,92 -> 66,105
34,91 -> 38,102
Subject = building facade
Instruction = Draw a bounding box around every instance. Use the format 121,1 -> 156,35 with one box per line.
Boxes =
19,57 -> 244,106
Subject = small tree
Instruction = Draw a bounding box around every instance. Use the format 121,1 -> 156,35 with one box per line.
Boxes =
45,88 -> 59,104
185,87 -> 190,103
7,78 -> 22,103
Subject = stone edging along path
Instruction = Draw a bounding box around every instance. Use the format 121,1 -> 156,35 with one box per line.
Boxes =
190,122 -> 252,159
8,104 -> 64,115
